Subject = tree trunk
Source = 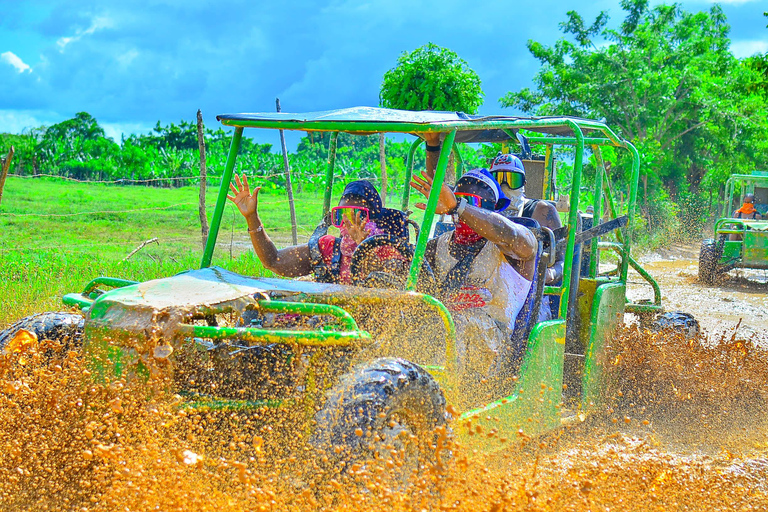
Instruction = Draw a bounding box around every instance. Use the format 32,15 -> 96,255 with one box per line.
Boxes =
277,98 -> 299,245
196,110 -> 209,248
379,133 -> 387,205
0,146 -> 14,208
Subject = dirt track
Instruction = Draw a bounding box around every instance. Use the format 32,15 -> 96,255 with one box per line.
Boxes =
627,243 -> 768,345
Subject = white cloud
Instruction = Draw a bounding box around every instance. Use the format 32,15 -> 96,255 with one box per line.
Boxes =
116,49 -> 139,68
101,121 -> 152,142
731,39 -> 768,58
1,52 -> 31,73
0,110 -> 60,133
57,14 -> 114,52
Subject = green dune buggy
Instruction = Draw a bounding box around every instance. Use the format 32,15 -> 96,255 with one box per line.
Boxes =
699,172 -> 768,284
1,107 -> 688,471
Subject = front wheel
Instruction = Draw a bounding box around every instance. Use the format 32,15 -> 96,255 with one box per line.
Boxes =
312,357 -> 449,487
698,239 -> 720,285
0,312 -> 84,354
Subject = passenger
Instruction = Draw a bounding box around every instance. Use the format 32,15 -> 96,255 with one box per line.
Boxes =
410,168 -> 537,378
734,193 -> 763,220
489,153 -> 565,320
227,173 -> 403,284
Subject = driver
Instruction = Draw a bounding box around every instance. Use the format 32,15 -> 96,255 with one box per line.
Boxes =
410,168 -> 537,379
227,173 -> 404,284
734,193 -> 762,220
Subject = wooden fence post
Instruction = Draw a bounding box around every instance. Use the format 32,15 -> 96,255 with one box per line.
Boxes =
277,98 -> 298,245
0,146 -> 14,208
196,110 -> 209,248
379,133 -> 387,206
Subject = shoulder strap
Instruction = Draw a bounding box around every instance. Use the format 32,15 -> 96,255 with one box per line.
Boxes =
522,199 -> 539,218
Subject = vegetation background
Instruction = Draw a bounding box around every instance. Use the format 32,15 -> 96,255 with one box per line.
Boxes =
1,1 -> 767,326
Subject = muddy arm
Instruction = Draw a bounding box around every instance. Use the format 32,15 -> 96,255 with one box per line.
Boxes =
246,216 -> 313,277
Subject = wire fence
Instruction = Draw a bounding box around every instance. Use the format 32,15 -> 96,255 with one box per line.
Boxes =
6,171 -> 353,185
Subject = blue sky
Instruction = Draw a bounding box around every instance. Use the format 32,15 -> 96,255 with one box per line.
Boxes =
1,0 -> 766,149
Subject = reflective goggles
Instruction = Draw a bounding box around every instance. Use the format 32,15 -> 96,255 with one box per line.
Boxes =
455,192 -> 496,211
330,206 -> 370,227
492,170 -> 525,190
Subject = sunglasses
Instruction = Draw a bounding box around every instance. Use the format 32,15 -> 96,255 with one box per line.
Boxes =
492,170 -> 525,190
455,192 -> 496,211
330,206 -> 370,228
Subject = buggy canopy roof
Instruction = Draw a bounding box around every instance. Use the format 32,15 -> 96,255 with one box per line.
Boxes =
216,106 -> 621,144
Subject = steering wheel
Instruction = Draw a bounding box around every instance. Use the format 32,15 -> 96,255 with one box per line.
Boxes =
349,234 -> 436,290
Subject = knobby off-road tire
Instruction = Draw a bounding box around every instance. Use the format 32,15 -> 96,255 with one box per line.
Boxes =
698,239 -> 720,285
312,357 -> 448,486
651,311 -> 700,339
0,312 -> 84,354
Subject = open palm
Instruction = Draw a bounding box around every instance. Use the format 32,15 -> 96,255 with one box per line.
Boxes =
227,173 -> 261,220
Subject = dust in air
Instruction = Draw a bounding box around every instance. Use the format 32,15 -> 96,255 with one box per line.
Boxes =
2,323 -> 768,511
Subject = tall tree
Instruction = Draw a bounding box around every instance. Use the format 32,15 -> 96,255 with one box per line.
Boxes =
501,0 -> 768,210
380,43 -> 484,113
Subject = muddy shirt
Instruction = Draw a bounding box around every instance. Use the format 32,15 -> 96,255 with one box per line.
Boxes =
426,231 -> 531,375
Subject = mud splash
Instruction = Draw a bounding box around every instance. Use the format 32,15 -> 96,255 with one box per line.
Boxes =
2,325 -> 768,510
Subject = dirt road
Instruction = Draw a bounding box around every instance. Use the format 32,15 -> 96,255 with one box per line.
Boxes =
626,243 -> 768,344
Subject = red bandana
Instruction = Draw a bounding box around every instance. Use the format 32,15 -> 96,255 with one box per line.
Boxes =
453,221 -> 483,245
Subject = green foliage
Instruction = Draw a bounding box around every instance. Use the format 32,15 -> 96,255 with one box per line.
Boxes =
501,0 -> 768,240
379,43 -> 484,114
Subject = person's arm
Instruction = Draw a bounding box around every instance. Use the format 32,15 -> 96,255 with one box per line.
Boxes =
227,173 -> 313,277
410,171 -> 536,262
423,133 -> 441,179
532,201 -> 564,284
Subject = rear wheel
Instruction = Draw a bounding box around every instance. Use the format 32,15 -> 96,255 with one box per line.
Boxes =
651,311 -> 700,339
0,312 -> 84,350
698,239 -> 720,285
312,357 -> 449,487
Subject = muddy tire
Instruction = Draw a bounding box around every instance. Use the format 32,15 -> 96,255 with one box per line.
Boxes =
0,312 -> 84,353
698,239 -> 720,285
312,357 -> 448,484
651,311 -> 700,339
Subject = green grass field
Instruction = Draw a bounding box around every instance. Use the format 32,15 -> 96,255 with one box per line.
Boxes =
0,176 -> 416,327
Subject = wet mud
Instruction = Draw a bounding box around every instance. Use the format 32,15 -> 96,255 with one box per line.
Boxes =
2,248 -> 768,510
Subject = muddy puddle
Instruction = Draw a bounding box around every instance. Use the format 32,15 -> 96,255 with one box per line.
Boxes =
2,249 -> 768,510
627,244 -> 768,345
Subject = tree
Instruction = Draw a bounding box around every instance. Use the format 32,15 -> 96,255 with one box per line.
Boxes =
380,43 -> 484,113
501,0 -> 768,233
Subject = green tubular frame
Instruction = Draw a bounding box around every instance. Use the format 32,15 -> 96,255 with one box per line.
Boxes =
178,324 -> 369,347
590,145 -> 606,278
403,138 -> 422,210
201,126 -> 244,268
63,277 -> 139,310
323,132 -> 339,215
178,298 -> 369,347
405,130 -> 456,291
598,242 -> 662,311
255,299 -> 359,331
527,129 -> 641,317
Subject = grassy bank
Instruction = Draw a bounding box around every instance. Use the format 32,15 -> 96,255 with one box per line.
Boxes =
0,176 -> 357,326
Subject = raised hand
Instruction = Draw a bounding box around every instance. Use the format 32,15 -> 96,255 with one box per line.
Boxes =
226,173 -> 261,221
342,209 -> 369,244
409,170 -> 457,215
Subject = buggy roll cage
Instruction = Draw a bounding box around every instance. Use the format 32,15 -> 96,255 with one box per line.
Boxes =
722,173 -> 768,219
202,106 -> 658,318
